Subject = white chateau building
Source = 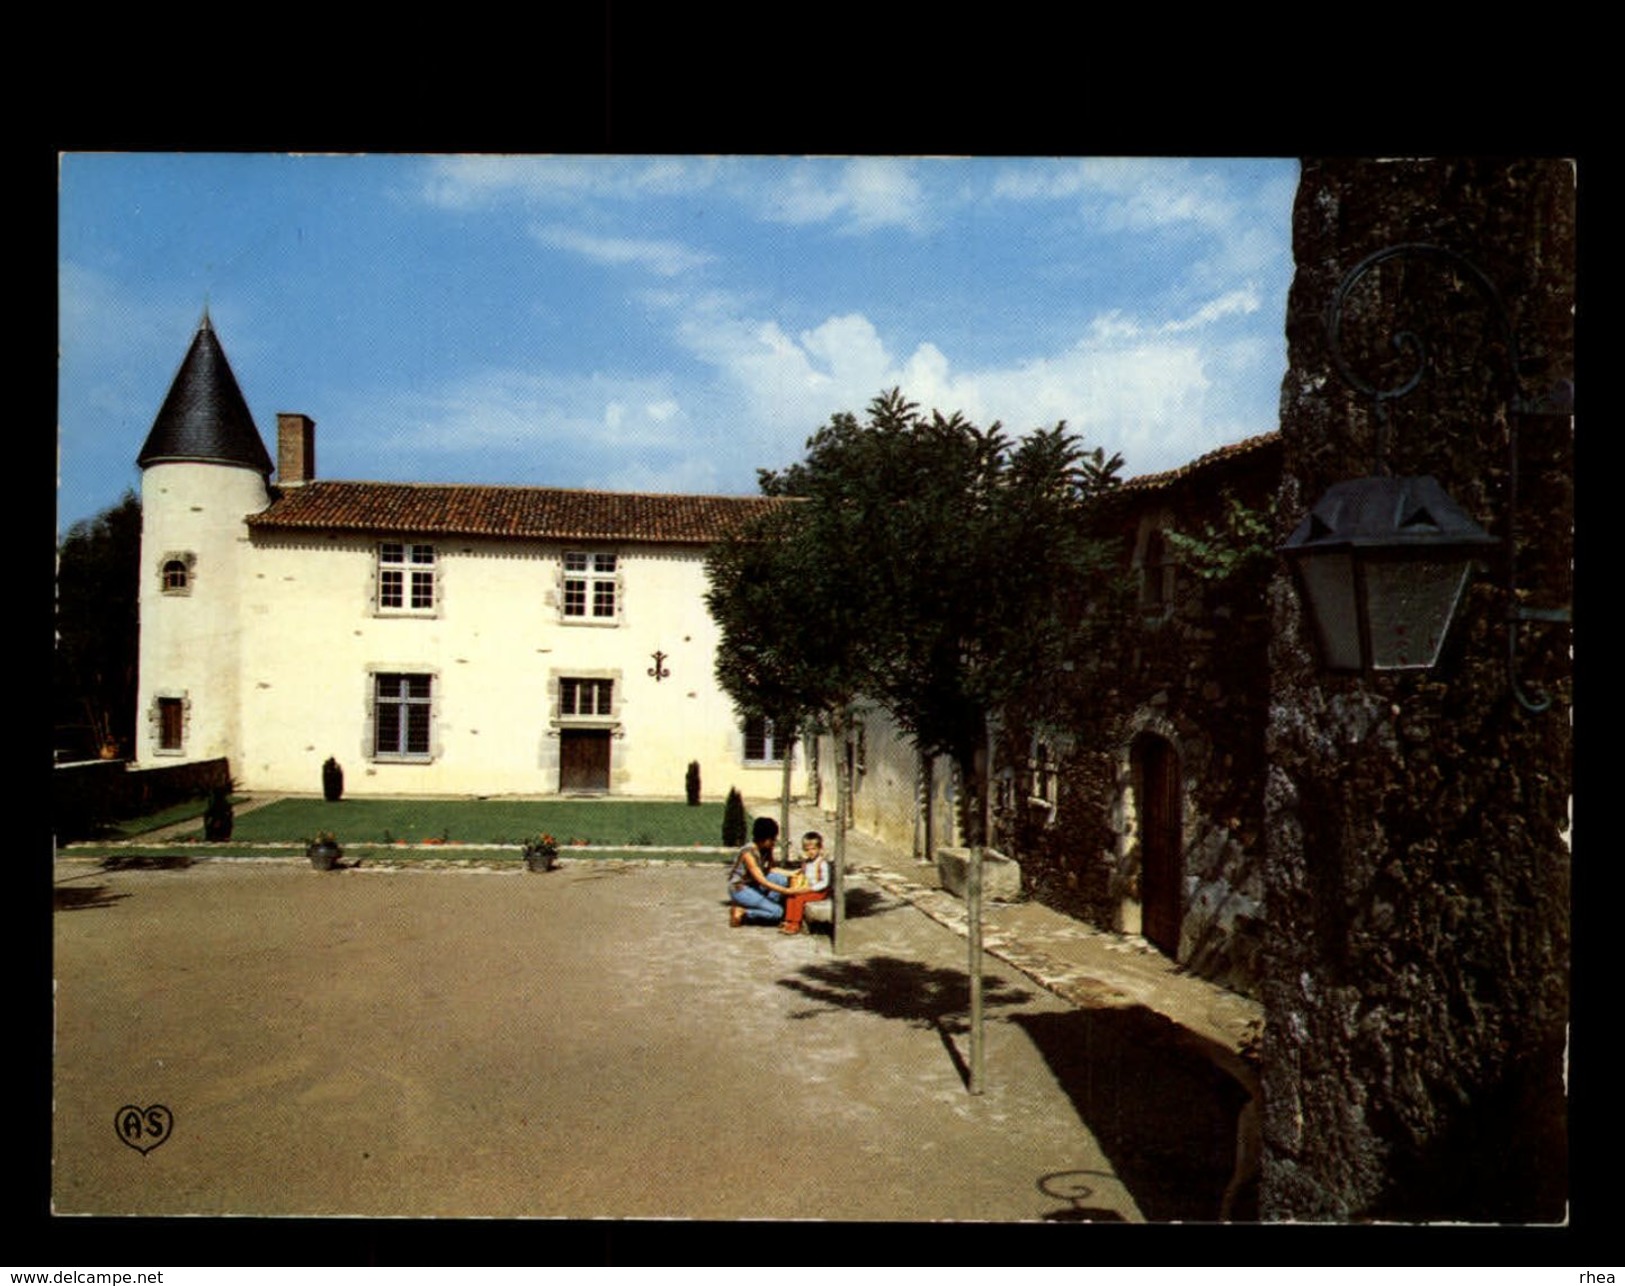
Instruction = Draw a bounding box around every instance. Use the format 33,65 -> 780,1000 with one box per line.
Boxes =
134,314 -> 805,800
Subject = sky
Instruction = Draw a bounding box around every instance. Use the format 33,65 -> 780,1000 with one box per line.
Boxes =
57,154 -> 1300,533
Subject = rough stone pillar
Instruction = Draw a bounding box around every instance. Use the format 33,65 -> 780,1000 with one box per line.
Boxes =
1262,159 -> 1573,1222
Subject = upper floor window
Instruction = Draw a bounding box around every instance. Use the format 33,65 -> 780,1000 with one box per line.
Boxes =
159,551 -> 195,596
379,542 -> 436,613
1140,527 -> 1174,613
373,672 -> 434,759
563,552 -> 618,621
744,715 -> 794,765
560,677 -> 615,718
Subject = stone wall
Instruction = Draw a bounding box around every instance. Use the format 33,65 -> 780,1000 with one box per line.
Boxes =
1261,158 -> 1573,1221
1001,437 -> 1279,998
808,702 -> 959,857
54,756 -> 232,842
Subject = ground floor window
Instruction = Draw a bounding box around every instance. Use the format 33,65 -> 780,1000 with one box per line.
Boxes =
157,697 -> 184,752
560,677 -> 614,717
374,672 -> 433,759
744,715 -> 794,764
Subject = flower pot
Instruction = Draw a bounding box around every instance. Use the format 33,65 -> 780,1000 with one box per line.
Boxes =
307,841 -> 342,871
523,847 -> 557,873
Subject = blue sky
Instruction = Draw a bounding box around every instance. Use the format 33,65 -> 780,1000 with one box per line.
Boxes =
58,154 -> 1300,532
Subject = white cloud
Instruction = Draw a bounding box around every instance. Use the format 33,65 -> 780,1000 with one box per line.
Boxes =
417,155 -> 727,208
339,366 -> 699,488
530,224 -> 712,276
600,455 -> 727,496
665,284 -> 1281,481
763,158 -> 928,232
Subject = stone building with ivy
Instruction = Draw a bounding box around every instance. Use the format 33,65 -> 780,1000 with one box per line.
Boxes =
994,431 -> 1282,1001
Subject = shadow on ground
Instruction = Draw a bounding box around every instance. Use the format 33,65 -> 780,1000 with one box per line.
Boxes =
1012,1007 -> 1254,1223
839,886 -> 904,920
54,883 -> 131,912
99,855 -> 194,871
1034,1169 -> 1130,1222
777,955 -> 1034,1090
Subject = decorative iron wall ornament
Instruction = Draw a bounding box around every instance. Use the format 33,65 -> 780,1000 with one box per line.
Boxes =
647,650 -> 670,682
1300,241 -> 1572,711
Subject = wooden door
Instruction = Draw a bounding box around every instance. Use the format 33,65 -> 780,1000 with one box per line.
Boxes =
559,729 -> 611,792
1137,734 -> 1183,957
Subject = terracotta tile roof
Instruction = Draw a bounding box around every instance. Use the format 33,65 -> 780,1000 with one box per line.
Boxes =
246,480 -> 792,544
1116,432 -> 1281,495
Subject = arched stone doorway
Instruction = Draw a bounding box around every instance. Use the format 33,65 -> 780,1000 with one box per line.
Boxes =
1131,730 -> 1183,958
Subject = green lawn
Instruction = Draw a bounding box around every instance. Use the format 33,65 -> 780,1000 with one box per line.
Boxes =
92,794 -> 237,840
129,797 -> 741,848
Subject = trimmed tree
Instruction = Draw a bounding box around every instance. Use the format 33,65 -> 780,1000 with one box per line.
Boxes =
721,788 -> 748,849
725,388 -> 1123,1088
757,389 -> 1122,848
706,490 -> 870,949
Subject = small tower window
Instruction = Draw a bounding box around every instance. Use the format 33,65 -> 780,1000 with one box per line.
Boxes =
159,552 -> 195,595
150,692 -> 188,755
158,698 -> 184,750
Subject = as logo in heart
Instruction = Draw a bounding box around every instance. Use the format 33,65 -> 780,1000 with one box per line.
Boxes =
115,1104 -> 173,1155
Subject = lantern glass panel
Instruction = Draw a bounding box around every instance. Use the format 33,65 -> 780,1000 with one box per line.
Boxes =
1297,552 -> 1363,670
1362,555 -> 1474,670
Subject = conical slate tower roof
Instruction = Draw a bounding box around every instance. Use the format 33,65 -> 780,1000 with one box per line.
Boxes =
136,312 -> 273,475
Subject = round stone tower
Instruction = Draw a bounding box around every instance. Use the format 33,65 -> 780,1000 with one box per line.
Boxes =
134,312 -> 274,768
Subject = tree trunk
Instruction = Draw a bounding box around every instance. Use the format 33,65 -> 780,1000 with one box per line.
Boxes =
779,733 -> 792,849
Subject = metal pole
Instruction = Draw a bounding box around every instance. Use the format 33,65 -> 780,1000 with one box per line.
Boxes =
833,706 -> 849,956
968,838 -> 984,1095
968,737 -> 988,1095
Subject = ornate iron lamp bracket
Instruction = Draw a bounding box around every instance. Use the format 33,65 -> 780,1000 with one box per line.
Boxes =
648,651 -> 671,682
1325,242 -> 1572,713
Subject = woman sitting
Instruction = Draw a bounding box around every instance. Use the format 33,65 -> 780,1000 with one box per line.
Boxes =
728,816 -> 792,927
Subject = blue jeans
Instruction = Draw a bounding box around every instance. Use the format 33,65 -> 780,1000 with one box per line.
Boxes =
731,872 -> 790,924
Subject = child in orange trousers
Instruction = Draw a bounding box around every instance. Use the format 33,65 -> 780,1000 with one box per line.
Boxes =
780,831 -> 831,934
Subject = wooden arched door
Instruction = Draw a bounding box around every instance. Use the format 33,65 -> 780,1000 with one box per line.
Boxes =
1134,732 -> 1183,957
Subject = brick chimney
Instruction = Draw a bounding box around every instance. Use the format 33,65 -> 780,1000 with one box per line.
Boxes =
277,413 -> 316,485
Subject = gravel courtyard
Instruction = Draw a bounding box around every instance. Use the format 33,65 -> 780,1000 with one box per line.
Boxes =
53,857 -> 1242,1222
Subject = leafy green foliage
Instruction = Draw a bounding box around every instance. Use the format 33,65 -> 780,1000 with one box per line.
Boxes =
55,491 -> 142,757
712,388 -> 1124,845
1161,492 -> 1280,589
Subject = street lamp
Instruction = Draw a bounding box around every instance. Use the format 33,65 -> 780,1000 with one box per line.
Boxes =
1283,243 -> 1570,709
1281,474 -> 1496,672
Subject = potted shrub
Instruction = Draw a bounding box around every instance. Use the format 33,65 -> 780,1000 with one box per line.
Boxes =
306,831 -> 343,871
322,757 -> 344,802
203,788 -> 234,841
523,833 -> 559,872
